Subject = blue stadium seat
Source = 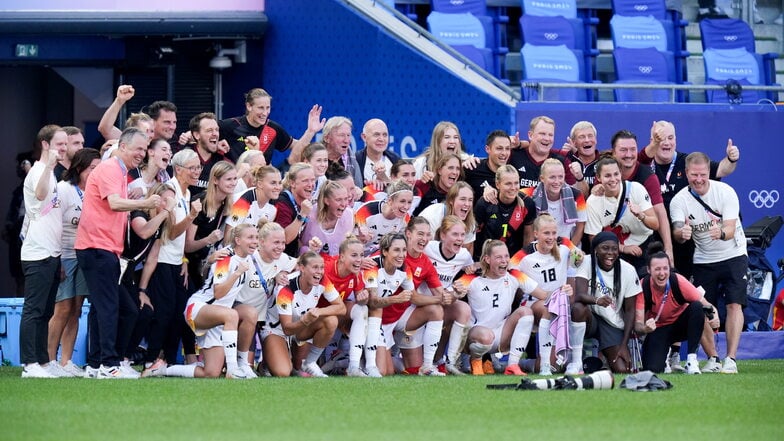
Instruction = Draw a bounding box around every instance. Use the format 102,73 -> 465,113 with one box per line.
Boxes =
700,18 -> 779,92
520,43 -> 589,101
427,12 -> 495,74
613,46 -> 675,102
703,47 -> 767,104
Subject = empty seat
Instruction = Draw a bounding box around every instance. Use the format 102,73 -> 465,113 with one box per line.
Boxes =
700,18 -> 778,90
703,47 -> 766,104
427,11 -> 495,73
613,47 -> 675,102
520,43 -> 588,101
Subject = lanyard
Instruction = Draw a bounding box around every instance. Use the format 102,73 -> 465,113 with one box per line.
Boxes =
651,154 -> 677,184
250,254 -> 269,294
73,184 -> 84,201
595,266 -> 607,295
653,279 -> 671,323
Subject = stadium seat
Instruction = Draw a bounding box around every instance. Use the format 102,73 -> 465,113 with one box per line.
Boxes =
520,43 -> 589,101
427,12 -> 495,74
612,46 -> 675,102
699,17 -> 779,95
703,47 -> 767,104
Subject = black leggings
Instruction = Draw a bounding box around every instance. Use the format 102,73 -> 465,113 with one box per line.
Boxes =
641,301 -> 705,373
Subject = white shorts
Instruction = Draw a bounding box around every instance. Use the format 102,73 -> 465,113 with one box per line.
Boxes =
381,304 -> 416,349
184,301 -> 209,337
197,325 -> 225,350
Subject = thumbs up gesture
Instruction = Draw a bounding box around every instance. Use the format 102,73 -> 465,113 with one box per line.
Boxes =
681,217 -> 692,241
725,139 -> 740,163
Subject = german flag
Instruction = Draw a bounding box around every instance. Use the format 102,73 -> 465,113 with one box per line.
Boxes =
455,273 -> 477,288
322,278 -> 340,301
509,269 -> 530,286
509,249 -> 529,267
362,267 -> 379,288
277,287 -> 294,311
214,255 -> 232,282
229,194 -> 251,223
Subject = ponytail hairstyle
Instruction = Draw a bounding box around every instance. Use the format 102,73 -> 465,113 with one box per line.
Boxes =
257,219 -> 285,241
480,239 -> 506,275
282,162 -> 314,191
316,180 -> 347,224
231,223 -> 256,247
297,251 -> 323,268
495,164 -> 526,210
533,213 -> 561,262
646,241 -> 670,268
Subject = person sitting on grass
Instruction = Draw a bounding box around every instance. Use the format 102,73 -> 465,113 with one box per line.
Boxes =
635,242 -> 721,374
262,252 -> 346,377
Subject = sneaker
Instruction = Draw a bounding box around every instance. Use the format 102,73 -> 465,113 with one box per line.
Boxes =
119,360 -> 141,379
97,364 -> 138,379
239,363 -> 258,379
301,362 -> 329,378
84,365 -> 100,379
445,363 -> 465,376
565,362 -> 583,375
365,366 -> 383,378
702,356 -> 722,373
470,358 -> 484,376
141,359 -> 167,378
539,363 -> 553,376
419,366 -> 446,377
667,351 -> 685,373
21,363 -> 55,378
720,357 -> 738,374
503,364 -> 526,376
483,359 -> 495,375
225,367 -> 252,379
61,361 -> 85,377
685,359 -> 701,374
347,367 -> 368,377
46,361 -> 74,378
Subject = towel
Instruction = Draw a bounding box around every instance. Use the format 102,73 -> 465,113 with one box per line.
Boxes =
531,183 -> 579,223
546,288 -> 571,365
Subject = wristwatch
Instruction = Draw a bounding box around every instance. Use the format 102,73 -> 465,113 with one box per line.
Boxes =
296,214 -> 308,223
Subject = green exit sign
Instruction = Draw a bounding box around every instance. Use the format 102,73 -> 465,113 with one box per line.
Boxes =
15,44 -> 39,58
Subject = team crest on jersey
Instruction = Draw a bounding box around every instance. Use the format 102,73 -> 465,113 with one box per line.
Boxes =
348,279 -> 354,289
414,267 -> 422,278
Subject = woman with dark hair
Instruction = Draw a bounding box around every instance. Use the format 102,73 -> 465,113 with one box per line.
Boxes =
413,153 -> 461,216
47,148 -> 101,376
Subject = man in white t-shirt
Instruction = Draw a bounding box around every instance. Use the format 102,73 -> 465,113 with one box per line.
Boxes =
19,125 -> 68,378
670,152 -> 747,374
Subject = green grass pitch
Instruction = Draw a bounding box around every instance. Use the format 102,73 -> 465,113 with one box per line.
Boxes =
2,359 -> 781,441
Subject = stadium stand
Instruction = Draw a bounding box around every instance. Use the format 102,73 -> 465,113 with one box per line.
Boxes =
426,11 -> 495,72
612,46 -> 675,102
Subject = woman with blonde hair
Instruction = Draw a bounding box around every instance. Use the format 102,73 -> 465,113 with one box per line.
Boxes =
226,165 -> 282,244
522,158 -> 586,246
413,121 -> 479,180
299,180 -> 354,256
274,162 -> 316,256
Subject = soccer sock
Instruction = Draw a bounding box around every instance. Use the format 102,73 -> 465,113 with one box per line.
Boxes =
421,320 -> 444,369
538,318 -> 553,368
446,321 -> 468,366
164,364 -> 196,378
222,330 -> 239,372
569,321 -> 586,366
238,351 -> 249,367
508,315 -> 534,366
365,317 -> 382,369
348,305 -> 368,370
304,346 -> 324,366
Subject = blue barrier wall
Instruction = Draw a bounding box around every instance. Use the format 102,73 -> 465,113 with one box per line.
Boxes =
262,0 -> 515,158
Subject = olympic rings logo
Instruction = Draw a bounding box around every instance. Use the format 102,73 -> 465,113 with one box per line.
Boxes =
748,190 -> 779,208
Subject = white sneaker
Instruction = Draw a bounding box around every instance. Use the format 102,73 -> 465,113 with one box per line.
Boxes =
119,360 -> 141,378
61,361 -> 85,377
302,362 -> 329,378
225,367 -> 252,380
539,363 -> 553,376
84,365 -> 100,378
720,357 -> 738,374
46,360 -> 74,377
685,355 -> 702,375
347,367 -> 368,377
418,366 -> 446,377
365,366 -> 383,378
97,364 -> 138,379
239,363 -> 258,379
141,359 -> 167,378
667,351 -> 685,373
702,356 -> 722,373
21,363 -> 55,378
565,362 -> 583,375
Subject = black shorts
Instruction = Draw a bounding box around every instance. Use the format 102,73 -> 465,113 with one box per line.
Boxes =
692,254 -> 748,307
586,313 -> 624,351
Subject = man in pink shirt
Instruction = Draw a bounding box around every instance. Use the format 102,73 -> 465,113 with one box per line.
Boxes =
75,127 -> 160,379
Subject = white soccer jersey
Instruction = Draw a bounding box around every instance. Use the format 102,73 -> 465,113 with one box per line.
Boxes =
423,240 -> 474,292
189,252 -> 253,308
575,255 -> 641,330
354,200 -> 409,256
363,261 -> 414,299
57,182 -> 83,260
266,277 -> 340,332
236,251 -> 297,316
458,270 -> 538,329
418,203 -> 476,244
669,181 -> 746,264
585,181 -> 653,246
513,242 -> 577,294
226,187 -> 277,228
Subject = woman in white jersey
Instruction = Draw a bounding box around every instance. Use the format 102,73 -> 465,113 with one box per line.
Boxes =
47,149 -> 101,377
361,159 -> 422,215
263,252 -> 345,377
225,165 -> 281,244
511,214 -> 585,375
456,240 -> 562,376
354,180 -> 413,257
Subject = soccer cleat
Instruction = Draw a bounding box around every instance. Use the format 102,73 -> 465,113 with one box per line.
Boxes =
470,358 -> 484,376
239,363 -> 258,379
685,359 -> 701,375
539,363 -> 553,376
365,366 -> 383,378
97,364 -> 138,379
445,363 -> 465,376
61,361 -> 86,377
225,367 -> 252,380
503,364 -> 526,376
483,359 -> 495,375
565,362 -> 583,375
419,366 -> 446,377
141,359 -> 167,378
302,362 -> 329,378
720,357 -> 738,374
47,361 -> 74,378
666,351 -> 685,373
21,363 -> 55,378
347,367 -> 368,377
702,356 -> 722,373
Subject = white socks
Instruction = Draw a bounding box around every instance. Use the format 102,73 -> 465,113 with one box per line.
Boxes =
222,330 -> 238,372
508,315 -> 534,366
349,304 -> 368,370
304,345 -> 324,366
165,364 -> 196,377
421,320 -> 444,370
569,321 -> 586,366
538,318 -> 553,370
446,322 -> 468,366
365,317 -> 382,369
